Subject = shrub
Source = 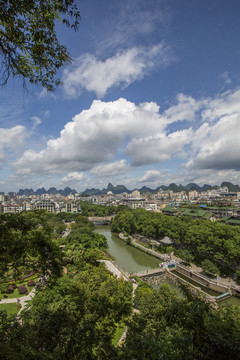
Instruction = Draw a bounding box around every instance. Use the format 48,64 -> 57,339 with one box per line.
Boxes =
28,280 -> 35,287
18,285 -> 28,294
6,285 -> 15,294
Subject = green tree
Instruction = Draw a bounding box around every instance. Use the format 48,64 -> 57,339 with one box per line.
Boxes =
177,249 -> 193,265
0,0 -> 81,90
120,284 -> 240,360
1,274 -> 132,360
201,259 -> 219,277
0,212 -> 63,278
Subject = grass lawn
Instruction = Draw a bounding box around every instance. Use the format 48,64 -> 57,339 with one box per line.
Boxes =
0,302 -> 22,316
112,322 -> 126,346
0,282 -> 34,300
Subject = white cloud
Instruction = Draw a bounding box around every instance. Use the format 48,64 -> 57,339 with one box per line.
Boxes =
139,170 -> 162,183
40,110 -> 50,118
86,0 -> 170,55
163,93 -> 202,124
37,88 -> 56,99
0,125 -> 28,165
31,116 -> 42,129
91,160 -> 130,177
187,112 -> 240,171
127,128 -> 193,166
12,98 -> 159,175
219,71 -> 232,85
62,172 -> 86,184
13,88 -> 240,183
63,43 -> 173,98
201,89 -> 240,122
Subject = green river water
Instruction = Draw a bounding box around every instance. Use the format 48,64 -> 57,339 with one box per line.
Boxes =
94,225 -> 240,306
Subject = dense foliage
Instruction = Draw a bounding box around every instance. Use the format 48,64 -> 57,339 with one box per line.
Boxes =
0,211 -> 133,359
1,210 -> 240,359
80,201 -> 126,217
111,208 -> 240,275
0,211 -> 63,279
120,284 -> 240,360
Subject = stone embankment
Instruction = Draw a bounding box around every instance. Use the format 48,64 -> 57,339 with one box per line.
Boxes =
142,271 -> 218,309
119,232 -> 240,298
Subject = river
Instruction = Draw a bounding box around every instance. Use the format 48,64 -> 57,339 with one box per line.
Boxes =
94,225 -> 240,306
94,224 -> 160,272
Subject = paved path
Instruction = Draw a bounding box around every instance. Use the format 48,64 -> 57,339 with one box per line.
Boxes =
99,260 -> 129,281
98,259 -> 139,345
130,236 -> 240,290
118,282 -> 139,345
0,288 -> 36,315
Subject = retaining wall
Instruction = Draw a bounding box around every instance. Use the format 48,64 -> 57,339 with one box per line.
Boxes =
176,265 -> 229,294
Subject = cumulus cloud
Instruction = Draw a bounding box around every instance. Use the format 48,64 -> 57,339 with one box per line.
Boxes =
163,93 -> 202,124
91,160 -> 130,177
13,88 -> 240,182
139,170 -> 162,183
14,97 -> 193,177
62,172 -> 86,184
187,112 -> 240,171
127,128 -> 193,166
0,125 -> 28,165
185,88 -> 240,171
63,43 -> 173,98
202,88 -> 240,122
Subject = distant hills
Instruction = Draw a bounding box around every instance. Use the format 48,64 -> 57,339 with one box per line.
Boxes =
18,186 -> 77,197
17,182 -> 240,196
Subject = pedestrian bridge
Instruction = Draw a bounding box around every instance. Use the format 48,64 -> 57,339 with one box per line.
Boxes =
88,216 -> 114,224
215,291 -> 231,302
134,263 -> 176,278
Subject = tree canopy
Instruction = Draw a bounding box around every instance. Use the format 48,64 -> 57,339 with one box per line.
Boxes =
0,211 -> 63,279
0,0 -> 81,90
1,210 -> 240,359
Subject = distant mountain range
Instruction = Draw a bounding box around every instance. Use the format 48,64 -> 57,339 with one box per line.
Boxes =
18,186 -> 77,197
17,182 -> 240,196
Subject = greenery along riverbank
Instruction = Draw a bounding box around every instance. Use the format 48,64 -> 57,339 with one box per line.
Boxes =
111,208 -> 240,279
1,209 -> 240,359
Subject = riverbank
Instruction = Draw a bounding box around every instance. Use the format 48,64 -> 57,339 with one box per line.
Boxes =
94,225 -> 240,306
118,232 -> 240,301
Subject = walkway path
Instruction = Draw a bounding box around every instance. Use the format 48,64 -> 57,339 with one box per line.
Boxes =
98,260 -> 129,281
98,259 -> 139,345
0,288 -> 36,315
129,236 -> 240,290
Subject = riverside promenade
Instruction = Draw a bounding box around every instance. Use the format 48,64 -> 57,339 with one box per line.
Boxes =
98,259 -> 129,281
119,233 -> 240,292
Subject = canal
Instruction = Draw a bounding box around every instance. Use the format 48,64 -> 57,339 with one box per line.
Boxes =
94,225 -> 240,306
94,224 -> 160,272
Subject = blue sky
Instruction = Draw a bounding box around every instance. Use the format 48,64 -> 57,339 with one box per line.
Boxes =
1,0 -> 240,192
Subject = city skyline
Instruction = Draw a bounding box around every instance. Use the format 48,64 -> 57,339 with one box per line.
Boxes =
1,0 -> 240,192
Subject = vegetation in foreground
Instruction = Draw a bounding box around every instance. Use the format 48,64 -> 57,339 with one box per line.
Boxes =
0,209 -> 240,359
